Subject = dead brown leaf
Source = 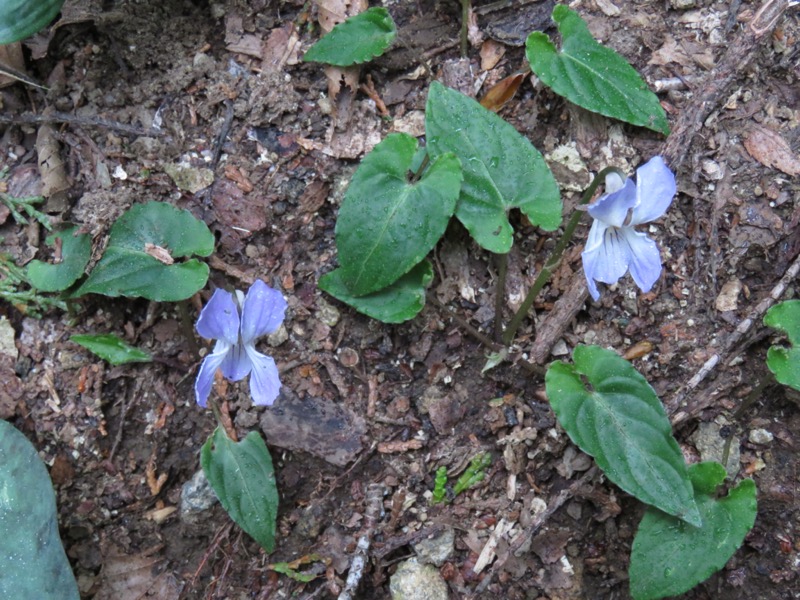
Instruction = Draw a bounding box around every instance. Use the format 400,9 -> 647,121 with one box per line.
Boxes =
479,39 -> 506,71
95,546 -> 181,600
36,121 -> 71,210
225,14 -> 264,58
145,450 -> 168,496
299,180 -> 330,214
144,243 -> 174,265
260,388 -> 367,466
744,126 -> 800,176
0,43 -> 26,88
480,72 -> 526,113
263,24 -> 301,72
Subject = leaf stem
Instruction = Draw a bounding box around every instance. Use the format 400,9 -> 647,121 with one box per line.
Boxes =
460,0 -> 471,57
502,166 -> 624,346
493,252 -> 507,342
178,299 -> 200,358
410,153 -> 430,184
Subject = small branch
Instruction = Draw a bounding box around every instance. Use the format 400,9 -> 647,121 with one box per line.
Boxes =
427,292 -> 502,351
668,250 -> 800,424
0,111 -> 164,137
338,483 -> 386,600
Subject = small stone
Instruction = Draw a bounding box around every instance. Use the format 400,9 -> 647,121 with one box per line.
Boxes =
413,527 -> 455,567
316,297 -> 340,327
691,421 -> 740,477
0,317 -> 17,359
702,159 -> 724,181
551,339 -> 569,357
180,470 -> 218,521
267,323 -> 288,347
670,0 -> 696,8
389,558 -> 448,600
748,428 -> 774,445
163,162 -> 214,193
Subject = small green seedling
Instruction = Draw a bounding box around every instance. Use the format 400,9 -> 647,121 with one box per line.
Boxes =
431,452 -> 493,505
431,466 -> 448,504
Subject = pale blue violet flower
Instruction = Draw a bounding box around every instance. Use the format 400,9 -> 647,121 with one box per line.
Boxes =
195,280 -> 287,407
582,156 -> 676,301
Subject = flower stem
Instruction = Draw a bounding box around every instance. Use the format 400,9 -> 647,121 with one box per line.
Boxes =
502,167 -> 624,346
208,397 -> 238,441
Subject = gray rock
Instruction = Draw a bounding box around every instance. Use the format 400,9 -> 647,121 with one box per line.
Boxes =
389,558 -> 448,600
413,527 -> 455,567
748,428 -> 774,445
180,469 -> 218,521
691,421 -> 740,477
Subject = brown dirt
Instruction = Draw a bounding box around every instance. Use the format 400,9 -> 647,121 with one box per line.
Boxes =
1,0 -> 798,598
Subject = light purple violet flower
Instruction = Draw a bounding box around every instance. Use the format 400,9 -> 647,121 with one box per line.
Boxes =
195,280 -> 287,407
582,156 -> 676,301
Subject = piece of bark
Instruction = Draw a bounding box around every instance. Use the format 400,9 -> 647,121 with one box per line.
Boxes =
529,271 -> 588,364
260,388 -> 366,466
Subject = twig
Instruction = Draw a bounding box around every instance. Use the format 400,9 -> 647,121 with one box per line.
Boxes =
338,483 -> 387,600
471,466 -> 599,596
668,251 -> 800,425
427,292 -> 502,351
181,522 -> 233,600
0,111 -> 163,137
359,74 -> 390,118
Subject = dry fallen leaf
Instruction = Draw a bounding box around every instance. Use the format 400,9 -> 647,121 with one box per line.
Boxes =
95,546 -> 181,600
480,72 -> 526,113
144,243 -> 174,265
715,278 -> 743,312
744,125 -> 800,176
479,39 -> 506,71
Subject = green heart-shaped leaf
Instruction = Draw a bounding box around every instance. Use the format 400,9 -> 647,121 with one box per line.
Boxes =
27,224 -> 91,292
763,300 -> 800,391
335,133 -> 461,296
76,202 -> 214,301
319,259 -> 432,324
303,7 -> 397,66
526,5 -> 669,135
0,420 -> 79,599
425,81 -> 562,254
201,428 -> 279,552
0,0 -> 64,44
630,462 -> 757,600
71,334 -> 152,366
545,345 -> 701,526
